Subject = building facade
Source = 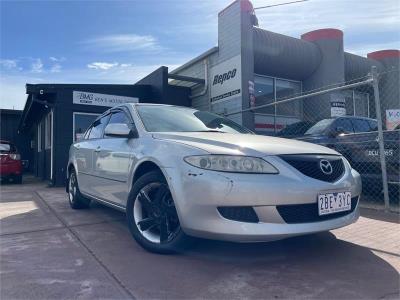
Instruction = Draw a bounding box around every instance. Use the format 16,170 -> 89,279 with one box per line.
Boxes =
15,0 -> 399,186
170,0 -> 399,134
17,67 -> 195,186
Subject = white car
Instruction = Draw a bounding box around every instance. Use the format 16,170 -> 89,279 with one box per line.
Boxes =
67,104 -> 361,253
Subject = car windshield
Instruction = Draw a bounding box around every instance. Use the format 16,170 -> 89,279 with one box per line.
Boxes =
136,105 -> 252,134
304,119 -> 335,136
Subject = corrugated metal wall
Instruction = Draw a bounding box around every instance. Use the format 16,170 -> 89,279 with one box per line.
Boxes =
344,52 -> 383,81
253,28 -> 321,80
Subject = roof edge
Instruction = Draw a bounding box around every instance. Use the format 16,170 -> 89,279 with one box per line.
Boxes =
367,50 -> 400,60
301,28 -> 343,42
170,47 -> 218,74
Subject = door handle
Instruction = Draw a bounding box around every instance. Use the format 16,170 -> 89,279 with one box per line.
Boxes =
74,145 -> 80,150
94,146 -> 101,153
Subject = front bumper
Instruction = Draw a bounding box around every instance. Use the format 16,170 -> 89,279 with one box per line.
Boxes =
163,155 -> 362,242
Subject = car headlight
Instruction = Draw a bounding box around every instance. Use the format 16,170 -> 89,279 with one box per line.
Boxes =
184,155 -> 279,174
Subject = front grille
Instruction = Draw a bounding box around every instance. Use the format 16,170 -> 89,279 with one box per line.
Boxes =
276,197 -> 358,224
217,206 -> 259,223
279,154 -> 345,182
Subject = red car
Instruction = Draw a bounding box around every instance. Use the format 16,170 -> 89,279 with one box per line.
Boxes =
0,140 -> 22,184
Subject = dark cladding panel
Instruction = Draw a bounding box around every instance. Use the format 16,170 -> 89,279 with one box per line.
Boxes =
136,66 -> 191,107
253,28 -> 322,80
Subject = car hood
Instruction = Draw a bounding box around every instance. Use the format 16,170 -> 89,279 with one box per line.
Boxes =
152,132 -> 339,156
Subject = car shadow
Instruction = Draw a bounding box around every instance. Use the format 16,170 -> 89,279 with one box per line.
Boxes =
1,190 -> 399,299
177,232 -> 400,298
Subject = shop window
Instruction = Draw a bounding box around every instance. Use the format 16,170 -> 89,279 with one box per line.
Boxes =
354,91 -> 369,117
275,79 -> 302,117
45,111 -> 52,149
344,90 -> 370,118
254,75 -> 302,117
344,90 -> 354,116
74,113 -> 100,141
254,76 -> 274,114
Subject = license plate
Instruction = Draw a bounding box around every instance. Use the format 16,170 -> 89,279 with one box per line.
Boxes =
318,192 -> 352,216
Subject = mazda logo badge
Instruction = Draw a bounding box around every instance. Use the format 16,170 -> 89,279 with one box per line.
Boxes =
319,159 -> 333,175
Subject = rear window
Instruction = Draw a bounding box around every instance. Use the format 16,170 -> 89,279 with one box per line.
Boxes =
0,142 -> 16,153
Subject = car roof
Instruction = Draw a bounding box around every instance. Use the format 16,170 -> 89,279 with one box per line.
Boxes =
131,103 -> 194,109
94,103 -> 195,121
330,116 -> 377,121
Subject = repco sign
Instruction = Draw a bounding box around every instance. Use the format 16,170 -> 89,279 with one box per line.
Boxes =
213,68 -> 237,85
210,55 -> 242,103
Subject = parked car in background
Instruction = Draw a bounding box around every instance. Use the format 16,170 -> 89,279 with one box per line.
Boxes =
276,121 -> 314,138
67,104 -> 362,254
0,140 -> 23,184
297,116 -> 399,198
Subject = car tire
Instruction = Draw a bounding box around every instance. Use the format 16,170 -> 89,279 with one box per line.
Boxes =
126,170 -> 191,254
68,169 -> 91,209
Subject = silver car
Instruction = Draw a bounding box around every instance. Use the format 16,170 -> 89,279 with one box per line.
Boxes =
67,104 -> 361,253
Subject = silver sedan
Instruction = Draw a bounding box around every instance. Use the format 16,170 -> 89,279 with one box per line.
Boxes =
67,103 -> 361,253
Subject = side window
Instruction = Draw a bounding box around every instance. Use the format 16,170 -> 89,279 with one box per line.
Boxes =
368,120 -> 378,132
108,111 -> 130,125
352,119 -> 371,133
88,114 -> 110,139
334,118 -> 354,134
104,111 -> 132,139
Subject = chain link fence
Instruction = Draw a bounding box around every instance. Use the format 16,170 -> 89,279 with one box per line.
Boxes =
226,67 -> 400,212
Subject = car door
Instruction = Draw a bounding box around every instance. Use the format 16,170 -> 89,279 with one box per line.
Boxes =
347,118 -> 379,171
91,109 -> 137,206
329,118 -> 356,162
82,113 -> 111,197
351,118 -> 397,180
73,125 -> 94,195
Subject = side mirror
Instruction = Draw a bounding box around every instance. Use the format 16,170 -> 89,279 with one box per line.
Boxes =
104,123 -> 138,138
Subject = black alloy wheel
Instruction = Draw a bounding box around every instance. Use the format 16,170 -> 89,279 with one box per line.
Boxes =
126,170 -> 191,254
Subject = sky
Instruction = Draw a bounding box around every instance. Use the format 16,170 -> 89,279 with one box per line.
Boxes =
1,0 -> 399,110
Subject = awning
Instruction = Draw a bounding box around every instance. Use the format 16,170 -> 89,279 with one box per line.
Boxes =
167,73 -> 205,88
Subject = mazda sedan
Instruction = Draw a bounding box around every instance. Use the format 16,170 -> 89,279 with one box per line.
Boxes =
67,104 -> 361,253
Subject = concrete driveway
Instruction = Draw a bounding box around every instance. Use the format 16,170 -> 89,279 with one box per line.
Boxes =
1,176 -> 399,299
